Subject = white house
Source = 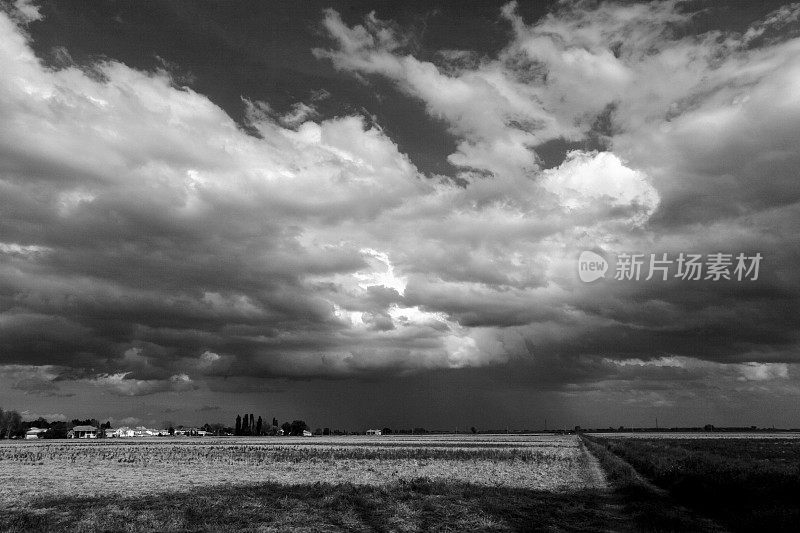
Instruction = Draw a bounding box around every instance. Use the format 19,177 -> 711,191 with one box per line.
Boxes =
366,429 -> 382,436
71,425 -> 98,439
25,427 -> 47,439
302,429 -> 313,437
112,427 -> 135,438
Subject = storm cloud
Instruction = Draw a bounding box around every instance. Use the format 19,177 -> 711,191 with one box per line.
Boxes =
1,1 -> 800,427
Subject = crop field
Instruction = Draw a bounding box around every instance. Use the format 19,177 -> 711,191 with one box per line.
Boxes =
6,433 -> 779,531
584,433 -> 800,533
1,435 -> 603,505
3,433 -> 632,532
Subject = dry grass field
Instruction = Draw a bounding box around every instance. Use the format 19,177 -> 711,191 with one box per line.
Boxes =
1,433 -> 730,532
1,435 -> 603,504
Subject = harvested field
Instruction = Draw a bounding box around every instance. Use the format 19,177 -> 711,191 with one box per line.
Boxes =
1,434 -> 604,507
2,434 -> 734,531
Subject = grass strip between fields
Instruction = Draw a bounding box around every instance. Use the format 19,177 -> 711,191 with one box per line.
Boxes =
580,435 -> 726,533
582,435 -> 800,533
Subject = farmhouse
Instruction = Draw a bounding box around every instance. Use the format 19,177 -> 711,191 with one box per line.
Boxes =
302,429 -> 313,437
71,425 -> 98,439
366,429 -> 382,436
25,427 -> 47,439
106,426 -> 171,438
130,426 -> 169,437
110,426 -> 134,438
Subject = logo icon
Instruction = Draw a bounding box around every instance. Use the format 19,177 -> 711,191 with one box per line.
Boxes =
578,251 -> 608,282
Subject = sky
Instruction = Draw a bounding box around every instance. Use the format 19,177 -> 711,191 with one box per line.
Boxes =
1,0 -> 800,431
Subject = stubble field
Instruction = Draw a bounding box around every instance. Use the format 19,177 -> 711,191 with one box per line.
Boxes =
1,435 -> 604,504
0,433 -> 748,532
0,433 -> 637,532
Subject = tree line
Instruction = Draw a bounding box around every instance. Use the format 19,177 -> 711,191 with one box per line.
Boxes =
1,406 -> 434,439
233,414 -> 311,436
0,408 -> 113,439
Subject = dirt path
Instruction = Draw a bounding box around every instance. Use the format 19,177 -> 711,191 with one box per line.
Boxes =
581,435 -> 729,532
577,435 -> 609,489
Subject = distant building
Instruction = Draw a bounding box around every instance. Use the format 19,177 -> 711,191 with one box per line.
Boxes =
366,429 -> 382,436
108,426 -> 170,438
302,429 -> 313,437
25,427 -> 47,439
112,427 -> 135,438
132,426 -> 162,437
71,425 -> 98,439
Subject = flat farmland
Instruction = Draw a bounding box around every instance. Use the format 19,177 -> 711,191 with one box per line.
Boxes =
3,434 -> 635,532
1,434 -> 603,505
583,433 -> 800,533
2,434 -> 739,531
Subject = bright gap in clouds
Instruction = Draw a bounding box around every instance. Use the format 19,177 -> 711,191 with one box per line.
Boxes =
355,248 -> 407,294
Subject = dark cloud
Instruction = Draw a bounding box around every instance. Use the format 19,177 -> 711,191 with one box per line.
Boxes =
1,1 -> 800,427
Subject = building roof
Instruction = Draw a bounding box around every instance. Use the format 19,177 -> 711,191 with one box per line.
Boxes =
73,425 -> 98,431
